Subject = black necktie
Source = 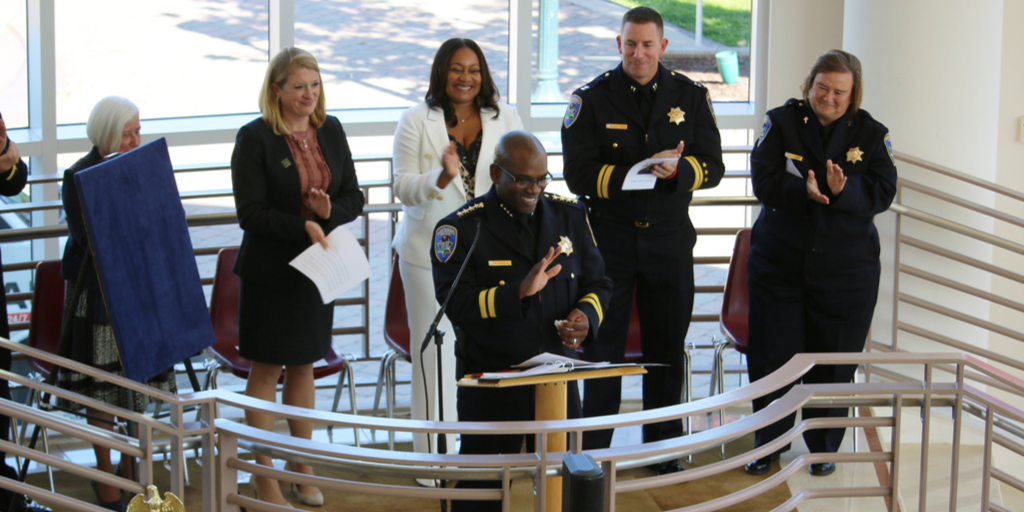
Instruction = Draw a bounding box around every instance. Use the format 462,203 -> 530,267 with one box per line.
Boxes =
516,214 -> 537,259
636,84 -> 655,124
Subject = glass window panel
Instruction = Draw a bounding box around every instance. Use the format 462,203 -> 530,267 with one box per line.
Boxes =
0,0 -> 29,128
295,0 -> 510,110
54,1 -> 269,125
538,0 -> 751,104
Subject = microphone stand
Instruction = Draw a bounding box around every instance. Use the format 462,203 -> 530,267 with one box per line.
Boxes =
419,217 -> 482,512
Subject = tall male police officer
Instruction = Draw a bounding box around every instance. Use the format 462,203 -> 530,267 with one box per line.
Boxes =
561,6 -> 724,473
432,131 -> 611,512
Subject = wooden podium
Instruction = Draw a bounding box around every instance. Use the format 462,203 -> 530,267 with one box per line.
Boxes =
457,365 -> 645,512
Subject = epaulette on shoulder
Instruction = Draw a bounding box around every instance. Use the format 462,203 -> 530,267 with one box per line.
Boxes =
544,193 -> 584,211
577,70 -> 613,93
455,201 -> 485,217
667,69 -> 704,89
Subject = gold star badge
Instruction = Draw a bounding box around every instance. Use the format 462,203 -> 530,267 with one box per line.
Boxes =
846,147 -> 864,164
667,107 -> 685,125
557,236 -> 573,256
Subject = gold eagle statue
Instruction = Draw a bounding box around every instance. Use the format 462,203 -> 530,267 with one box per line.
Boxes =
126,485 -> 185,512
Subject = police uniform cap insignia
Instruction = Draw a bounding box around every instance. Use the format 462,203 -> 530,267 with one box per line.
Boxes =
884,132 -> 896,165
456,202 -> 484,217
846,147 -> 864,164
281,158 -> 292,168
564,94 -> 583,129
434,225 -> 458,263
667,107 -> 685,125
558,236 -> 573,257
756,115 -> 772,147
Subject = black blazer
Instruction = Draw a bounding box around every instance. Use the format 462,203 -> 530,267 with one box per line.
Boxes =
61,146 -> 105,292
1,139 -> 28,339
750,99 -> 897,253
231,115 -> 364,288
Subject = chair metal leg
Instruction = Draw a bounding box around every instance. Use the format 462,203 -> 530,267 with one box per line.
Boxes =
41,427 -> 54,492
682,341 -> 693,464
711,337 -> 733,459
371,350 -> 397,418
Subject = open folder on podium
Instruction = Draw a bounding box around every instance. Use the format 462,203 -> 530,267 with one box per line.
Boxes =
471,352 -> 654,382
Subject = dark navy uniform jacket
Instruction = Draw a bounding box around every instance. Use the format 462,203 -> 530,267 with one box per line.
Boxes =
561,63 -> 724,229
431,188 -> 612,375
750,99 -> 897,253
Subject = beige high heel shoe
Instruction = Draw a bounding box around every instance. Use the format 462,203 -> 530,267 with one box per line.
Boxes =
286,463 -> 324,507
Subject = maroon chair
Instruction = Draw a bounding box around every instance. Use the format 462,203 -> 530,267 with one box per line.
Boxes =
22,259 -> 64,491
371,256 -> 411,449
25,260 -> 64,379
204,248 -> 358,441
711,229 -> 752,449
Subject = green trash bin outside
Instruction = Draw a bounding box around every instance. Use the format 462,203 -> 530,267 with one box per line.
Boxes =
715,50 -> 739,85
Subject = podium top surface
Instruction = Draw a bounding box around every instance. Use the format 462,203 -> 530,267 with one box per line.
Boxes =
457,365 -> 646,388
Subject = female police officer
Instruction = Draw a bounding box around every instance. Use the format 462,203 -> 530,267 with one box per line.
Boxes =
744,50 -> 897,477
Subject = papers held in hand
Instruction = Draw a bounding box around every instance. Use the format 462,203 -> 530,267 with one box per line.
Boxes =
288,226 -> 372,304
474,352 -> 651,380
621,157 -> 678,191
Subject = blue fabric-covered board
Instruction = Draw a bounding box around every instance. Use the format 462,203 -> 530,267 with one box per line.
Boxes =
74,137 -> 214,382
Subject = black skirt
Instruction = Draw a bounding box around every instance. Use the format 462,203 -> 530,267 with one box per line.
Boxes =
237,276 -> 334,366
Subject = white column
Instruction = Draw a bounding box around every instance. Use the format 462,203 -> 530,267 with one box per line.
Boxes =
509,0 -> 534,131
269,0 -> 295,56
27,0 -> 59,260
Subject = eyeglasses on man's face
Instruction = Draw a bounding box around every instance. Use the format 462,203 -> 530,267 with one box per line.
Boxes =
498,165 -> 553,189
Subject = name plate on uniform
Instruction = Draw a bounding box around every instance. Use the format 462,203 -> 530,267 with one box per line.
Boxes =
488,260 -> 512,266
605,124 -> 628,130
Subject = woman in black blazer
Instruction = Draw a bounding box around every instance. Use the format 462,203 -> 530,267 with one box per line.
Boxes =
231,47 -> 364,507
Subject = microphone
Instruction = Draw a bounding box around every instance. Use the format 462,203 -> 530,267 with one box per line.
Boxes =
421,217 -> 483,353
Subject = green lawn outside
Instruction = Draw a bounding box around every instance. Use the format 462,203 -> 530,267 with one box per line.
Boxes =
609,0 -> 752,48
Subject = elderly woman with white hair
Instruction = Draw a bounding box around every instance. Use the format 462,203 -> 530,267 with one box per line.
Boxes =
59,96 -> 176,512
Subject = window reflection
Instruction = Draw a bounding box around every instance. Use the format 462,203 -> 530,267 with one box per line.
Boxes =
296,0 -> 511,110
0,0 -> 29,128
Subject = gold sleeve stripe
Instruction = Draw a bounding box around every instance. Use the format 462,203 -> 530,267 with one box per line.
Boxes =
598,165 -> 616,199
578,293 -> 604,324
6,166 -> 16,180
479,289 -> 489,318
487,287 -> 497,318
685,156 -> 703,191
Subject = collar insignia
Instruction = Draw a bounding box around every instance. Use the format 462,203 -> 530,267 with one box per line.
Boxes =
846,147 -> 864,164
803,117 -> 808,124
667,107 -> 685,125
558,236 -> 573,257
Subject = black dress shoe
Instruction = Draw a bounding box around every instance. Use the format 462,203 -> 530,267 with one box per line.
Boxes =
809,462 -> 836,476
744,453 -> 780,476
651,459 -> 684,475
11,496 -> 52,512
90,480 -> 126,512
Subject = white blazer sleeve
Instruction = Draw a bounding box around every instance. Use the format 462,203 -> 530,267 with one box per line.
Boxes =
393,106 -> 446,207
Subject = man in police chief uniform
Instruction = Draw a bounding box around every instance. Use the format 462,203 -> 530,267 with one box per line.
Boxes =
561,6 -> 724,473
432,131 -> 611,512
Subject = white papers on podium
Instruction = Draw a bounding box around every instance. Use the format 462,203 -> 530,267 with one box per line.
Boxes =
289,226 -> 371,304
621,157 -> 677,191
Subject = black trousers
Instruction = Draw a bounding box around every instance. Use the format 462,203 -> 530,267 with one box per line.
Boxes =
581,220 -> 693,449
745,228 -> 880,454
452,384 -> 581,512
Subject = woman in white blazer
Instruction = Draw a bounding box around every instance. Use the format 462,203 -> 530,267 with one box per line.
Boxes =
392,38 -> 522,470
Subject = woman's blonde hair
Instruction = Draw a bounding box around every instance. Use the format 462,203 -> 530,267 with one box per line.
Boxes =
258,47 -> 326,135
